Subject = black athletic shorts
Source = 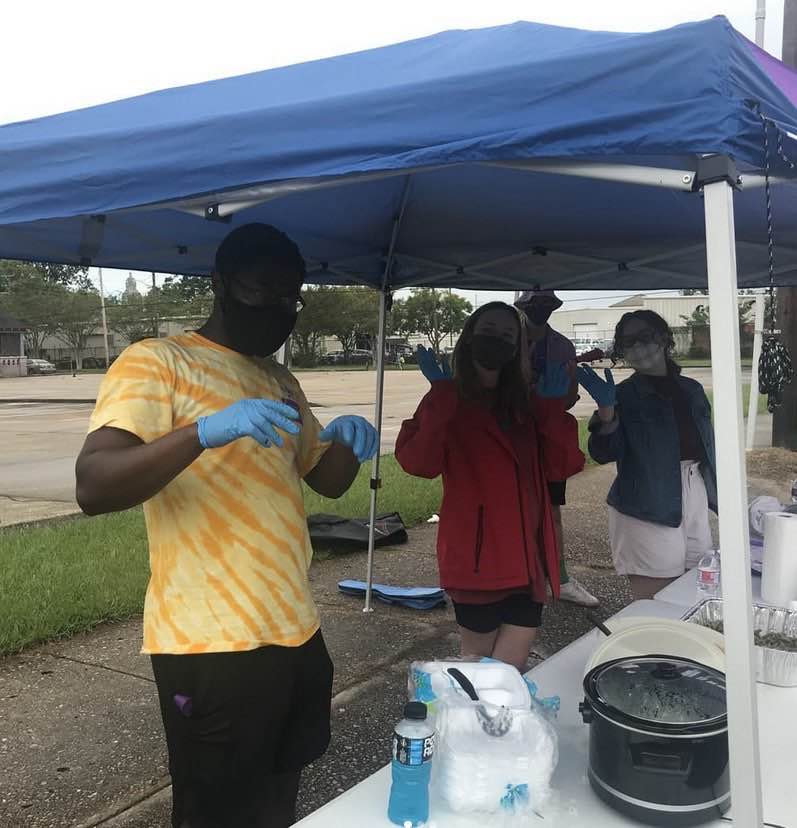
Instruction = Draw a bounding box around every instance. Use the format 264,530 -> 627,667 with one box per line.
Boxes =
547,480 -> 567,506
452,594 -> 544,633
150,630 -> 334,828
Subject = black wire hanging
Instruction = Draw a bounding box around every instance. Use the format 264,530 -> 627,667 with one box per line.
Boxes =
757,114 -> 794,413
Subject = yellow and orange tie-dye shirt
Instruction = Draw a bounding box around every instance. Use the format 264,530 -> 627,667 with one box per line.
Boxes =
88,332 -> 328,655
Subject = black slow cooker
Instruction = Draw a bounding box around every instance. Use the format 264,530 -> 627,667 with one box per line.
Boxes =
580,655 -> 730,827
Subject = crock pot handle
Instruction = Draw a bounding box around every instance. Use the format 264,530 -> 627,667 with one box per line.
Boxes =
630,743 -> 693,777
578,700 -> 593,724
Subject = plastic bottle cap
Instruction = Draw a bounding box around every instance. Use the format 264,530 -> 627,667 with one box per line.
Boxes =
403,701 -> 427,720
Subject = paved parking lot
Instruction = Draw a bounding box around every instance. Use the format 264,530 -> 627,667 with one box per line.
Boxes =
0,365 -> 761,525
0,371 -> 434,520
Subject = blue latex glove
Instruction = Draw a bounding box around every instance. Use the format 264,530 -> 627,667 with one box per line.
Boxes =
319,415 -> 379,463
577,365 -> 617,408
196,399 -> 301,449
417,345 -> 451,383
536,362 -> 570,398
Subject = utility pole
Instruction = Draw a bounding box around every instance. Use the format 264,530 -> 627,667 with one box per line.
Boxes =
773,0 -> 797,449
756,0 -> 766,48
151,272 -> 159,339
97,267 -> 111,368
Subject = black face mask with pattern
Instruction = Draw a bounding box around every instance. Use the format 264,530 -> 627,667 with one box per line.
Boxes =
471,335 -> 516,370
222,294 -> 297,357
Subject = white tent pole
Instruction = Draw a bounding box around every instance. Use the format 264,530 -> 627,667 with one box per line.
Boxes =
746,293 -> 765,449
363,177 -> 412,613
703,178 -> 763,827
364,288 -> 389,613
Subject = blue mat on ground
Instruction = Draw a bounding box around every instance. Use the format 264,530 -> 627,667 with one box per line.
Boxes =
338,580 -> 447,610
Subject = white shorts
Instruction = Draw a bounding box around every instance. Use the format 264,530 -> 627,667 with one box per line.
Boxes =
609,461 -> 713,578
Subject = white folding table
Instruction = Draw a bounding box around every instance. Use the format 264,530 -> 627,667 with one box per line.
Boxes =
297,597 -> 796,827
654,569 -> 763,608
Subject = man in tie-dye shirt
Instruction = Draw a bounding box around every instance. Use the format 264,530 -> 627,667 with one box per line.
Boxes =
76,224 -> 379,828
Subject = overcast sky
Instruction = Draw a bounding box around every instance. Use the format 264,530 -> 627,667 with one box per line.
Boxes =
2,1 -> 785,308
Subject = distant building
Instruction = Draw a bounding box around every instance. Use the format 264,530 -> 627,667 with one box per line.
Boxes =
548,293 -> 730,355
0,309 -> 27,377
122,273 -> 142,303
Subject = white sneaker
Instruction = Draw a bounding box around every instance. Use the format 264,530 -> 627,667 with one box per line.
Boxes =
558,579 -> 600,607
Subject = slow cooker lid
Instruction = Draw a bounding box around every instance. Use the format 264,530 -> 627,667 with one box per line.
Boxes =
593,657 -> 726,726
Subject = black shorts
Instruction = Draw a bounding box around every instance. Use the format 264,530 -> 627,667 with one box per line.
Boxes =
151,630 -> 334,828
547,480 -> 567,506
453,594 -> 544,633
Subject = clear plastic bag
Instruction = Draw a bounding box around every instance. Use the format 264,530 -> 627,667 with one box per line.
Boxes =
409,658 -> 559,718
431,689 -> 558,816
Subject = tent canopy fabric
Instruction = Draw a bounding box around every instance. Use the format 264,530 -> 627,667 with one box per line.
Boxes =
3,15 -> 797,289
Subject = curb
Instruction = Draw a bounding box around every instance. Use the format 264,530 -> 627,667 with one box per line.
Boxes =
0,398 -> 96,404
0,510 -> 85,531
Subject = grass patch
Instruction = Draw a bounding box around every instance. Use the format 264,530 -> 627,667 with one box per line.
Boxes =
578,417 -> 594,464
0,456 -> 440,656
303,454 -> 441,527
706,383 -> 768,416
0,510 -> 150,656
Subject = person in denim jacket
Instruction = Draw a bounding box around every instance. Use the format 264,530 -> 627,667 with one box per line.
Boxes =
577,310 -> 717,600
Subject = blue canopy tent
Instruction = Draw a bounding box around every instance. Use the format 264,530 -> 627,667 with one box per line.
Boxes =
2,15 -> 797,825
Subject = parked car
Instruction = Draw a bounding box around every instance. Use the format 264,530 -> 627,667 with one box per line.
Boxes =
26,358 -> 57,375
348,349 -> 373,365
81,356 -> 117,369
320,349 -> 373,366
320,350 -> 345,365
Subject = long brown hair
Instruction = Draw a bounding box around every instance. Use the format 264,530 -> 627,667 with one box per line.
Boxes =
452,301 -> 532,420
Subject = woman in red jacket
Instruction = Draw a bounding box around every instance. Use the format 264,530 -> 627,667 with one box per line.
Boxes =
396,302 -> 583,671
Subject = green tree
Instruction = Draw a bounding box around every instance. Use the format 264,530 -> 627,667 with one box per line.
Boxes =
397,289 -> 472,353
0,260 -> 91,291
160,274 -> 214,302
53,291 -> 102,370
324,287 -> 380,360
680,299 -> 756,358
680,304 -> 711,329
291,285 -> 338,365
0,274 -> 67,357
105,295 -> 153,345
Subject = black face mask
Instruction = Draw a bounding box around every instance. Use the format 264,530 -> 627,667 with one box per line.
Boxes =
471,334 -> 516,371
525,305 -> 553,326
222,295 -> 297,357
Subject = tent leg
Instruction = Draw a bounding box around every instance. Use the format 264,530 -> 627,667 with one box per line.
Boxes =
364,288 -> 389,613
746,293 -> 765,450
704,179 -> 763,827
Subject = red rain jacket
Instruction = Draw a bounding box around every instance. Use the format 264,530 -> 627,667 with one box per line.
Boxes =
395,381 -> 584,597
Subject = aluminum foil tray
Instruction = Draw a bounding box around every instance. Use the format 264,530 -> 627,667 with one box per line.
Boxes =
682,599 -> 797,687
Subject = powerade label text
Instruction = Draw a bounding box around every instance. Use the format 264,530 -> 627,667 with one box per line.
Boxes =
392,733 -> 434,766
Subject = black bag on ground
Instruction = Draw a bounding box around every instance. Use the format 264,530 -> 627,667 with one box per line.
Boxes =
307,512 -> 408,550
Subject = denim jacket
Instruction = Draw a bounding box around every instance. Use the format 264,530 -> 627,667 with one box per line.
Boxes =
588,372 -> 717,527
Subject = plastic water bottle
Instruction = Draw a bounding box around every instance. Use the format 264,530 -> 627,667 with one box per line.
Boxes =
388,701 -> 434,826
696,549 -> 721,600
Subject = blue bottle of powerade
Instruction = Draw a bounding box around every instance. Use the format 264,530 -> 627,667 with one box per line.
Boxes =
388,701 -> 435,826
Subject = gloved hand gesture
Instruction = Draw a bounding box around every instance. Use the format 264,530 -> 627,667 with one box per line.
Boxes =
536,362 -> 571,398
417,345 -> 451,383
319,415 -> 379,463
197,399 -> 301,449
577,365 -> 617,408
